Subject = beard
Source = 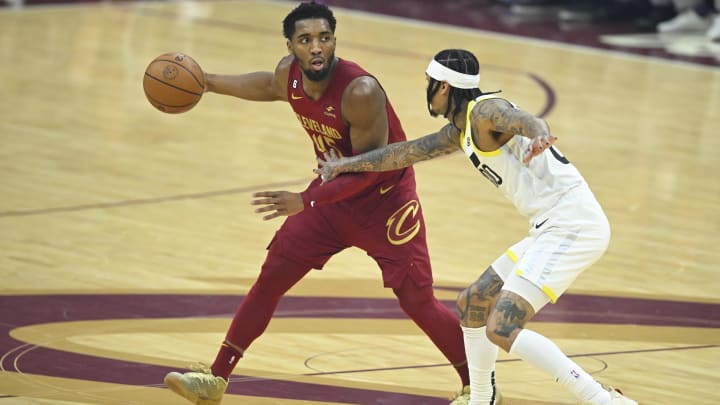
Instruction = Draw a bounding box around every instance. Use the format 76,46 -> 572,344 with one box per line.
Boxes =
301,52 -> 335,82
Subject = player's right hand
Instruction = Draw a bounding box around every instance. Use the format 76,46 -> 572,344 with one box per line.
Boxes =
523,135 -> 557,164
251,190 -> 303,220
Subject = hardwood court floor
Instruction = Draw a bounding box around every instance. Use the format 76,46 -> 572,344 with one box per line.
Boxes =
1,1 -> 719,404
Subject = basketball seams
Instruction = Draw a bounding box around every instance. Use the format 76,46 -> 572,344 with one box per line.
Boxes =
144,72 -> 203,97
143,52 -> 204,114
154,58 -> 205,90
143,89 -> 199,109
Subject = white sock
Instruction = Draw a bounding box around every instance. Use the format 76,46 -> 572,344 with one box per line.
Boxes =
462,326 -> 500,405
509,329 -> 610,405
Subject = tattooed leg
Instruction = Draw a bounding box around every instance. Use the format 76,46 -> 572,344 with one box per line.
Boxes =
486,290 -> 536,352
455,267 -> 504,328
456,269 -> 504,403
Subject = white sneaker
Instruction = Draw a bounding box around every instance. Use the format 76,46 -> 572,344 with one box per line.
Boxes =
706,15 -> 720,41
657,10 -> 712,33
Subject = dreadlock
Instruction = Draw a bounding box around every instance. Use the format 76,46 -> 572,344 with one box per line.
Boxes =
426,49 -> 500,124
283,1 -> 337,40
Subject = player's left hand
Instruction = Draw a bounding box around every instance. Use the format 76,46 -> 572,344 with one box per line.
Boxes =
314,149 -> 344,184
251,191 -> 304,220
523,135 -> 557,164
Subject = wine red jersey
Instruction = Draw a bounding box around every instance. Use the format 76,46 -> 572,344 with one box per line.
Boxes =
287,58 -> 410,187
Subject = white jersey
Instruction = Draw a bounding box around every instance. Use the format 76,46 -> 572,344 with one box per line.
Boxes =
460,94 -> 586,222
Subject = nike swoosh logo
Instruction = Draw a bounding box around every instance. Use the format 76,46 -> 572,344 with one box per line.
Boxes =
290,93 -> 303,100
535,218 -> 549,229
379,185 -> 395,195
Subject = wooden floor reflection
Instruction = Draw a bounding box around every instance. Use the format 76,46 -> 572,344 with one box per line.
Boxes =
1,1 -> 718,404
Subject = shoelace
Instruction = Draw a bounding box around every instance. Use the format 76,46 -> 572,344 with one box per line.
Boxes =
188,362 -> 212,374
186,363 -> 225,391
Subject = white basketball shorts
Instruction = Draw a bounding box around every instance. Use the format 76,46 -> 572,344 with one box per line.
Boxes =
491,183 -> 611,312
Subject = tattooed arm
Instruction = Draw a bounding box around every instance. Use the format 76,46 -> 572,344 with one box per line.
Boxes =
315,123 -> 460,182
472,98 -> 557,164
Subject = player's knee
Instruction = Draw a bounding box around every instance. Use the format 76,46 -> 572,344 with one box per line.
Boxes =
255,254 -> 307,297
394,280 -> 434,315
455,287 -> 483,326
485,309 -> 527,352
486,312 -> 519,352
455,284 -> 495,327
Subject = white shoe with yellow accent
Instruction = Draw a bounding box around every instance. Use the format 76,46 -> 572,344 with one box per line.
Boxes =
164,363 -> 227,405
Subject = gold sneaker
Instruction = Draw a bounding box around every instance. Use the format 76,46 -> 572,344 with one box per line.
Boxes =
449,385 -> 504,405
164,363 -> 228,405
449,385 -> 470,405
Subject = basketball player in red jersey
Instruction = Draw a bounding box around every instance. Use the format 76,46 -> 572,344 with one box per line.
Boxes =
163,2 -> 471,404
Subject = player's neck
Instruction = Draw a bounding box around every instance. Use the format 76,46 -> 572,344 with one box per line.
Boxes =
302,57 -> 338,100
450,102 -> 469,132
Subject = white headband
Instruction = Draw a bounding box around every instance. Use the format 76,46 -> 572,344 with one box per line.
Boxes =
425,59 -> 480,89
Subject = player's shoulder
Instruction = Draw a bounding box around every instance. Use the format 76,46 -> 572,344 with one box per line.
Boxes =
273,55 -> 294,95
337,57 -> 366,72
472,96 -> 515,116
276,55 -> 295,73
342,76 -> 384,113
336,58 -> 376,85
346,75 -> 381,95
336,58 -> 383,107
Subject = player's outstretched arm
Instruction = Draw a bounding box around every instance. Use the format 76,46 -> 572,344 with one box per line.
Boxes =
315,123 -> 460,183
473,98 -> 556,163
204,56 -> 290,102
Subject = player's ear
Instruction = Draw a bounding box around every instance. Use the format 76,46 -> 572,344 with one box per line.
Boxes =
440,81 -> 450,94
286,39 -> 292,53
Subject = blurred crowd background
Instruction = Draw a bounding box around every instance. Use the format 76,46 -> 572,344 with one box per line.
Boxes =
501,0 -> 719,52
3,0 -> 718,65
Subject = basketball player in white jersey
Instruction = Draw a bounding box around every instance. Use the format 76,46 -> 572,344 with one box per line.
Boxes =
314,49 -> 637,405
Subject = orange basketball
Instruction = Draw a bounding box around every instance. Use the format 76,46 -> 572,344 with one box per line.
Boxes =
143,52 -> 205,114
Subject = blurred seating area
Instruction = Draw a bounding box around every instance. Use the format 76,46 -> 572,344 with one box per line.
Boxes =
504,0 -> 719,47
3,0 -> 718,64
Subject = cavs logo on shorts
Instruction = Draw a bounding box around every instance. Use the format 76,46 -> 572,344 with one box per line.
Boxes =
386,200 -> 421,245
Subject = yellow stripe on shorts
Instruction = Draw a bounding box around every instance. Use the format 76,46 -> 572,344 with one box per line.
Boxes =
506,249 -> 519,263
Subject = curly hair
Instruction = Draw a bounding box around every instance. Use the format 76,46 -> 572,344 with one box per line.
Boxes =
283,1 -> 337,40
